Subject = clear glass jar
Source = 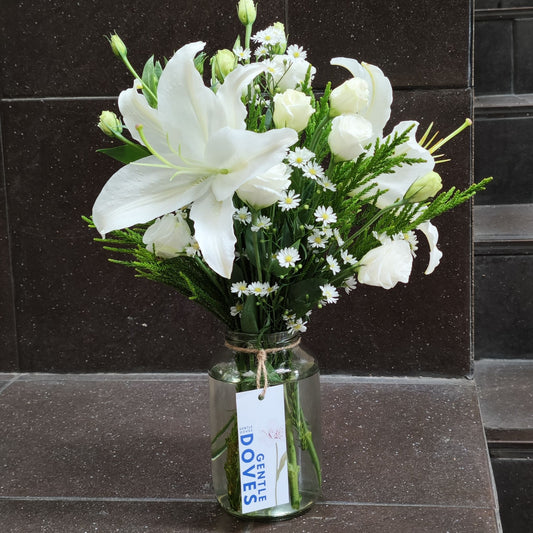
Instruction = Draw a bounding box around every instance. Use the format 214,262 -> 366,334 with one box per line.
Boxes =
209,331 -> 322,520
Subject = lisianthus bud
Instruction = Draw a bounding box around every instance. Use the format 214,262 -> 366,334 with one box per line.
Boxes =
328,114 -> 373,161
98,111 -> 122,137
273,89 -> 315,132
108,33 -> 127,58
211,49 -> 237,83
404,171 -> 443,203
357,236 -> 413,289
237,0 -> 257,25
142,213 -> 192,259
330,77 -> 370,117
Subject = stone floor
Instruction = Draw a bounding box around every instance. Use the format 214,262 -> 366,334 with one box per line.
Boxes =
0,374 -> 501,532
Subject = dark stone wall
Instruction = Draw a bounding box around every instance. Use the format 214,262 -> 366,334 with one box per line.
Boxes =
0,0 -> 475,375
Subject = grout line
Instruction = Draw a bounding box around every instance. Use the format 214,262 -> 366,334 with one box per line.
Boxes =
0,495 -> 497,511
0,374 -> 22,395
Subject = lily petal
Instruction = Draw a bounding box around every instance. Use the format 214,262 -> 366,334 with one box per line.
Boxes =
417,221 -> 443,274
189,194 -> 236,278
156,42 -> 220,161
118,85 -> 169,157
217,63 -> 266,129
206,127 -> 297,202
92,155 -> 210,235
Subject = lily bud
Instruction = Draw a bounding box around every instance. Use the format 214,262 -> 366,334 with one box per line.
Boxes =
211,49 -> 237,83
98,111 -> 122,137
404,171 -> 443,203
108,33 -> 127,58
237,0 -> 257,25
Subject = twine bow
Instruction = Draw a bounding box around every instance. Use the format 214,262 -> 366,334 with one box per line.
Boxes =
224,338 -> 301,399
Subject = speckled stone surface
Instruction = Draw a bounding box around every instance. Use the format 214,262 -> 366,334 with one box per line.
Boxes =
475,359 -> 533,442
0,374 -> 500,532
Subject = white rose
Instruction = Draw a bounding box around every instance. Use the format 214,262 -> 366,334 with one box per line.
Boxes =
143,213 -> 192,259
271,55 -> 316,91
273,89 -> 315,132
237,163 -> 292,209
328,114 -> 373,161
357,237 -> 413,289
329,77 -> 370,117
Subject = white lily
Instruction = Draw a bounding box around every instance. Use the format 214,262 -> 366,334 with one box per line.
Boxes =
356,121 -> 435,209
92,41 -> 297,278
330,57 -> 393,139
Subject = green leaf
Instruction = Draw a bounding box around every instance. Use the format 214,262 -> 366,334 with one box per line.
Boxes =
97,144 -> 150,164
241,295 -> 258,333
287,277 -> 327,316
141,55 -> 162,108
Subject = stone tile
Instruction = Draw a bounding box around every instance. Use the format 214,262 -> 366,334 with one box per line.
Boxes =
0,377 -> 496,511
0,500 -> 500,532
288,0 -> 471,89
0,377 -> 212,498
514,19 -> 533,93
0,132 -> 17,372
492,457 -> 533,533
474,20 -> 513,95
474,255 -> 533,359
0,0 -> 285,98
474,115 -> 533,205
475,359 -> 533,440
320,379 -> 497,508
2,89 -> 475,374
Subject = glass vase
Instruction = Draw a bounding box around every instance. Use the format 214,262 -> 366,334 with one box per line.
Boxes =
208,330 -> 322,520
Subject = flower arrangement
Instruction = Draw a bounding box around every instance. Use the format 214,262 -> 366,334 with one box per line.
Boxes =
85,0 -> 490,518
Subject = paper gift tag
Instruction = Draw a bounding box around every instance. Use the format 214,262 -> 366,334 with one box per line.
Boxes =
235,384 -> 290,513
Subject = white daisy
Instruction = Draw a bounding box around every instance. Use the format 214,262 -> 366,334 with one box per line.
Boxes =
287,317 -> 308,334
266,283 -> 280,295
262,59 -> 283,77
278,190 -> 301,211
252,26 -> 286,46
341,249 -> 357,265
342,275 -> 357,294
254,45 -> 269,59
234,206 -> 252,224
230,302 -> 244,316
248,281 -> 269,296
231,281 -> 249,297
308,230 -> 327,249
326,255 -> 340,275
287,147 -> 315,169
317,176 -> 336,192
251,215 -> 272,232
233,46 -> 251,62
314,206 -> 337,225
276,247 -> 300,268
320,283 -> 339,304
303,161 -> 325,181
286,44 -> 307,60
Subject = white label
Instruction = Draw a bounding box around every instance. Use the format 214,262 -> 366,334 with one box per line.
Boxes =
235,384 -> 290,513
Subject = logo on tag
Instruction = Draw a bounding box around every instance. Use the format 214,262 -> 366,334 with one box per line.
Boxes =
235,385 -> 290,513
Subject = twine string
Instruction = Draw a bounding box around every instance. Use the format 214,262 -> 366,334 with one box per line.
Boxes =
224,338 -> 301,399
